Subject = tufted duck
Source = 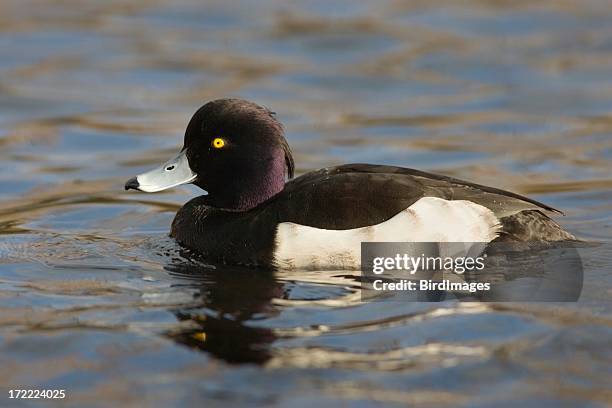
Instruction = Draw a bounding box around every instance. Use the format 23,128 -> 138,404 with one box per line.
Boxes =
125,99 -> 575,269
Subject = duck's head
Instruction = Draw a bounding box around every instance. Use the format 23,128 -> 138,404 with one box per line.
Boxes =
125,99 -> 294,210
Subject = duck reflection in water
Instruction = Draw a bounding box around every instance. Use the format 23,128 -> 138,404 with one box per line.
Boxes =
165,257 -> 284,365
161,240 -> 584,365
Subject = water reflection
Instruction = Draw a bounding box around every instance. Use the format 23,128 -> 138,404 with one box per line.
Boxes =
166,262 -> 281,364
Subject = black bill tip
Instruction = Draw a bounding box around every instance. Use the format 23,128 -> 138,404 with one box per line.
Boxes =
124,177 -> 140,191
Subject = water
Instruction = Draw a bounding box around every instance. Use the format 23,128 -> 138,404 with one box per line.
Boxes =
1,0 -> 611,406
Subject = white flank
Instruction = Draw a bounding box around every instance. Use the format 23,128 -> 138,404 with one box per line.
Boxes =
273,197 -> 501,270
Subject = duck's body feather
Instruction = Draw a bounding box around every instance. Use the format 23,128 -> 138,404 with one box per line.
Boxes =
170,164 -> 574,268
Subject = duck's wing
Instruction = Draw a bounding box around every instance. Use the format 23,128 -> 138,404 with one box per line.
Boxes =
333,164 -> 561,214
271,163 -> 561,230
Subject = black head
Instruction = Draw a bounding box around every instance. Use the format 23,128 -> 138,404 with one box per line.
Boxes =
125,99 -> 294,211
185,99 -> 294,209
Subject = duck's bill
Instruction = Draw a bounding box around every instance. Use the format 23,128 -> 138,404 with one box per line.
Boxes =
124,150 -> 196,192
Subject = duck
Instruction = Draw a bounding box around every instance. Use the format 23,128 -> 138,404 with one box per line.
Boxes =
125,98 -> 575,269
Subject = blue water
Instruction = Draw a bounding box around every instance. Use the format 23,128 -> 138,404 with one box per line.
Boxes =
0,0 -> 611,406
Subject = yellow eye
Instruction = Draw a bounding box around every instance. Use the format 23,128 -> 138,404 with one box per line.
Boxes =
212,137 -> 226,149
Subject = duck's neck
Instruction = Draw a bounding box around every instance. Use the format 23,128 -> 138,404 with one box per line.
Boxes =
207,151 -> 287,211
